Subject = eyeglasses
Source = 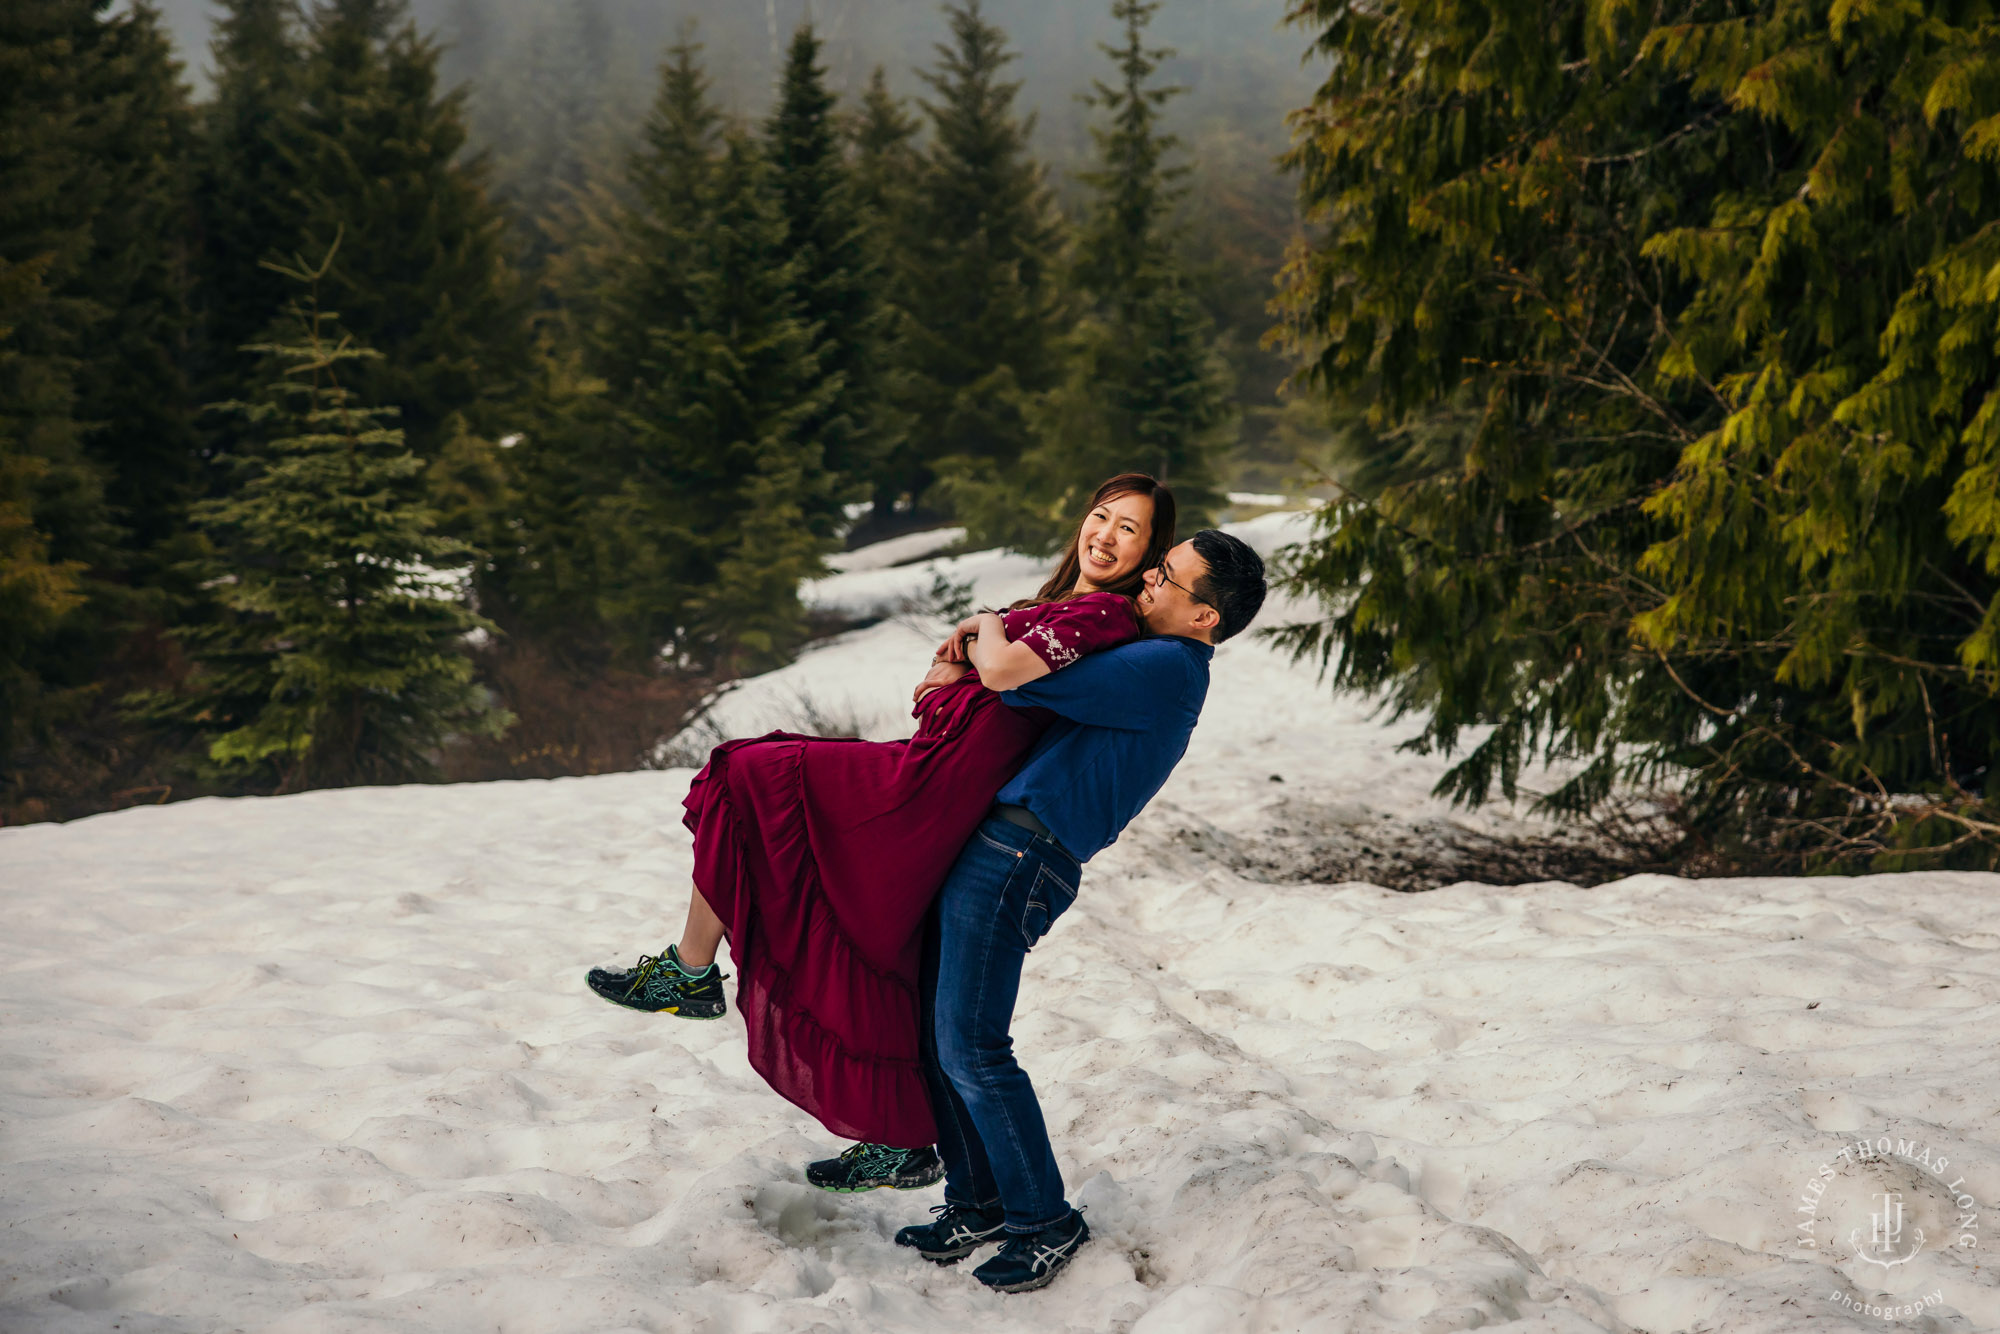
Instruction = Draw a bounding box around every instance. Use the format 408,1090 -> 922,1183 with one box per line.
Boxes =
1155,560 -> 1212,608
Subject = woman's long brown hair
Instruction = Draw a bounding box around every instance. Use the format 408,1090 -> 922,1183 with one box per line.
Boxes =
1010,473 -> 1177,610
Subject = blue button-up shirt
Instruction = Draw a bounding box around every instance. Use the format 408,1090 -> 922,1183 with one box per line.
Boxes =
995,635 -> 1213,862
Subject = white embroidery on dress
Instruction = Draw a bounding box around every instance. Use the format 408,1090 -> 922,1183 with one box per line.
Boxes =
1023,621 -> 1080,669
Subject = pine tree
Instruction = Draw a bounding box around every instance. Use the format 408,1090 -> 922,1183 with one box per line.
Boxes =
948,0 -> 1231,551
0,250 -> 87,786
591,43 -> 832,673
75,1 -> 200,569
592,31 -> 718,406
850,66 -> 921,229
174,241 -> 506,791
898,1 -> 1064,509
764,24 -> 898,536
680,136 -> 832,666
286,0 -> 530,459
1073,0 -> 1182,309
0,0 -> 202,813
196,0 -> 305,412
1275,0 -> 2000,868
846,65 -> 924,526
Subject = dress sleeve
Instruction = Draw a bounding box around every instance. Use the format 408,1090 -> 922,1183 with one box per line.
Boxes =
1006,593 -> 1142,675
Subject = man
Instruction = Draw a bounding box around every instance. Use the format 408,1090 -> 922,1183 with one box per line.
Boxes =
860,529 -> 1268,1293
593,529 -> 1266,1284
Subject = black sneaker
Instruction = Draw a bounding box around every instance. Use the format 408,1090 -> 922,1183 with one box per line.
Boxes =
585,945 -> 727,1017
971,1208 -> 1090,1293
806,1143 -> 945,1193
894,1202 -> 1009,1264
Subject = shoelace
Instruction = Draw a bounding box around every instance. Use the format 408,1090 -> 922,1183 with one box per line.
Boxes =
622,953 -> 668,996
623,950 -> 721,997
926,1203 -> 1003,1245
839,1142 -> 901,1170
996,1212 -> 1085,1273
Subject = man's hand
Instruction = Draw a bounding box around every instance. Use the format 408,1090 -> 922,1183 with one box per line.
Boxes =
914,659 -> 970,705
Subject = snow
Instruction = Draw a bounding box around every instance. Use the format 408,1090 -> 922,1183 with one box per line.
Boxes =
821,527 -> 967,574
4,519 -> 1997,1333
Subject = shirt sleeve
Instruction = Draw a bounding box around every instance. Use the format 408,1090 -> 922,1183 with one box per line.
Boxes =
1006,594 -> 1142,675
999,639 -> 1185,730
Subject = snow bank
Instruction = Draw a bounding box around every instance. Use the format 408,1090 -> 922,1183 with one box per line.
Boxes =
3,518 -> 1997,1333
822,527 -> 968,575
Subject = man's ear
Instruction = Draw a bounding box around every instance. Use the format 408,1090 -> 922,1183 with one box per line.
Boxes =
1192,604 -> 1221,635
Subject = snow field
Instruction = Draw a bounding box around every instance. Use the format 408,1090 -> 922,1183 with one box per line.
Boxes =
3,514 -> 1998,1332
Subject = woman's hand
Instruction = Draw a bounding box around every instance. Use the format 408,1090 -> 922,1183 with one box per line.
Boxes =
913,659 -> 970,705
962,610 -> 1053,692
935,612 -> 994,664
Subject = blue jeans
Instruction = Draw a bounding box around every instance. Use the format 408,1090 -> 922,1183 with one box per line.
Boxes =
919,816 -> 1082,1234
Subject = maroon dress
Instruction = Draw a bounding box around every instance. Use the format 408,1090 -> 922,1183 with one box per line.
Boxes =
682,592 -> 1142,1147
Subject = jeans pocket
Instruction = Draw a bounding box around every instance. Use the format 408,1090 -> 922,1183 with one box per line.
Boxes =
1020,864 -> 1078,950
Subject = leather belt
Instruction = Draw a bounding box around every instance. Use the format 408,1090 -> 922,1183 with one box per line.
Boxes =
990,803 -> 1076,862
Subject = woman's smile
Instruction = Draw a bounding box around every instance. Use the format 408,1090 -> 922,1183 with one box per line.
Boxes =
1074,492 -> 1155,590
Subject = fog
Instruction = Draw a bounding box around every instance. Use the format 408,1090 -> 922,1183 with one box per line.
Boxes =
147,0 -> 1318,164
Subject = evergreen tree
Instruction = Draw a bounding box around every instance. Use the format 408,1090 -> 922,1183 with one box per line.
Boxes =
592,31 -> 719,405
897,1 -> 1064,509
1275,0 -> 2000,868
849,66 -> 922,228
591,43 -> 832,673
0,0 -> 201,813
1073,0 -> 1182,308
72,1 -> 200,568
846,65 -> 924,526
286,0 -> 530,458
196,0 -> 305,413
171,242 -> 506,792
765,24 -> 899,535
0,249 -> 87,789
947,0 -> 1231,550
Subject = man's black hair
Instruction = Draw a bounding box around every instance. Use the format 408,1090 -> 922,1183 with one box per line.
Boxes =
1190,529 -> 1266,642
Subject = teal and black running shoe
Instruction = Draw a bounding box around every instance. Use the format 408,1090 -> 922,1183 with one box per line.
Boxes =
807,1142 -> 945,1193
586,945 -> 727,1018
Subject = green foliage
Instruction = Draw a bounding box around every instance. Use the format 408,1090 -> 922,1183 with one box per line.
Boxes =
949,0 -> 1232,553
0,0 -> 202,814
196,0 -> 304,411
73,1 -> 201,567
1276,0 -> 2000,867
0,252 -> 87,767
898,2 -> 1066,507
765,26 -> 902,526
1072,0 -> 1187,302
169,244 -> 506,791
589,40 -> 834,673
286,0 -> 530,458
846,66 -> 926,522
6,0 -> 1315,818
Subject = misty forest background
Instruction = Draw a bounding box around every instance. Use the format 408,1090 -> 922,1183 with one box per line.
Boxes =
7,0 -> 2000,873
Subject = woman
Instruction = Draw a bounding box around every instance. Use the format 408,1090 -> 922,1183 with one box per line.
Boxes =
588,474 -> 1176,1147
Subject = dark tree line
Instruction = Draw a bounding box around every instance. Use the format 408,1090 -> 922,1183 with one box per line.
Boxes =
1,0 -> 1242,821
